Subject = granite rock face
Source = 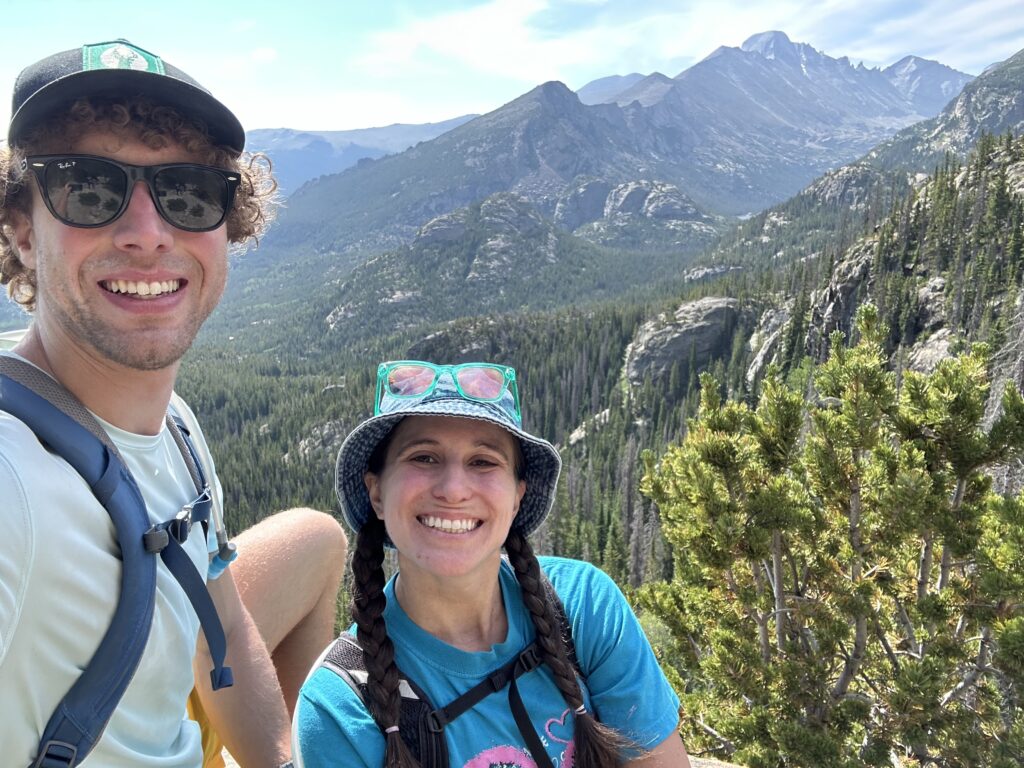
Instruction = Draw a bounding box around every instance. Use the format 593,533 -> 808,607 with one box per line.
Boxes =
806,242 -> 874,359
626,297 -> 743,385
746,305 -> 792,386
553,179 -> 613,230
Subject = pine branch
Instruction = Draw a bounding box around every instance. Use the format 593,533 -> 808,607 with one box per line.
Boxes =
940,626 -> 992,707
696,716 -> 736,755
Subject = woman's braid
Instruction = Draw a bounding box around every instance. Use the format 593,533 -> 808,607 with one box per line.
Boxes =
504,530 -> 634,768
504,530 -> 583,706
350,518 -> 419,768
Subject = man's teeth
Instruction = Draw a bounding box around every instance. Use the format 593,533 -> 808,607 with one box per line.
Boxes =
104,279 -> 181,297
419,516 -> 480,534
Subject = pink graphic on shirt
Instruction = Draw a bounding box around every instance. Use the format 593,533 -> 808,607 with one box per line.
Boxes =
545,708 -> 576,766
463,708 -> 578,767
463,745 -> 536,767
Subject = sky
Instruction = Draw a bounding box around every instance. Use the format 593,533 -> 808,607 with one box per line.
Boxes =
1,0 -> 1021,133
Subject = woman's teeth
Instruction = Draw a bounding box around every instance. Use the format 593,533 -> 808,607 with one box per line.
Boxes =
419,516 -> 480,534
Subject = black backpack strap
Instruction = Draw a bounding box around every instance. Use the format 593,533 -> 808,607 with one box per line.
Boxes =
429,643 -> 555,768
320,633 -> 448,767
425,643 -> 543,731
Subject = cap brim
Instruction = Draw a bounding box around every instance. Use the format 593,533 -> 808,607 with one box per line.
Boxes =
9,69 -> 245,152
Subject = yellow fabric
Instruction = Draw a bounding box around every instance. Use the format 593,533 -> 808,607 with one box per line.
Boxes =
186,688 -> 226,768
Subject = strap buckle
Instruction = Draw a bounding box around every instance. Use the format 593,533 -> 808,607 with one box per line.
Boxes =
142,487 -> 211,552
426,709 -> 446,733
31,740 -> 77,768
516,645 -> 542,674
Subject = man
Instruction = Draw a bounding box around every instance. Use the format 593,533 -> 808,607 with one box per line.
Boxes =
0,40 -> 347,767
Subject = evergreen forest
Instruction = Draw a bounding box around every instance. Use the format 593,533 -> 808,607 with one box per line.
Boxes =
173,132 -> 1024,765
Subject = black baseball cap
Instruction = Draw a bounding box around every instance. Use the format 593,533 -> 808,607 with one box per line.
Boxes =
9,40 -> 245,152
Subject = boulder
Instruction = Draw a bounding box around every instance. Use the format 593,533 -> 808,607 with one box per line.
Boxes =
746,304 -> 792,386
907,327 -> 955,372
554,179 -> 612,230
916,276 -> 946,333
626,297 -> 742,385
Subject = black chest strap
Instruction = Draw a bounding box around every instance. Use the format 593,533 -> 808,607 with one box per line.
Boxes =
319,570 -> 579,768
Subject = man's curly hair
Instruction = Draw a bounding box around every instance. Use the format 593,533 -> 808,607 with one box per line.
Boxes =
0,97 -> 277,310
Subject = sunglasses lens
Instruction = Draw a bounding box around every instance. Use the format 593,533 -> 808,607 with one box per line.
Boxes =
386,364 -> 437,396
41,157 -> 127,226
457,366 -> 506,400
153,166 -> 231,230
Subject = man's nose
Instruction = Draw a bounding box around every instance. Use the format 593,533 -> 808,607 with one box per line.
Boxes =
111,181 -> 175,253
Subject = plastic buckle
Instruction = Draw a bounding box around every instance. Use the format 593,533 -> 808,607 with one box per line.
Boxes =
517,646 -> 541,673
143,525 -> 169,553
426,709 -> 446,733
31,740 -> 77,768
167,505 -> 193,543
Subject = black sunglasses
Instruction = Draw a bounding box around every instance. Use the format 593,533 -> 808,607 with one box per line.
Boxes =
22,154 -> 241,232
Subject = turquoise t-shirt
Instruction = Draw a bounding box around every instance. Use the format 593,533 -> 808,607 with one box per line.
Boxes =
293,556 -> 680,768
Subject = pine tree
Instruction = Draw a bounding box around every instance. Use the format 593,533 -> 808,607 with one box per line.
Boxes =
640,305 -> 1024,767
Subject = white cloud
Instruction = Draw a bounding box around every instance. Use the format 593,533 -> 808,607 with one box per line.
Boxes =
347,0 -> 816,88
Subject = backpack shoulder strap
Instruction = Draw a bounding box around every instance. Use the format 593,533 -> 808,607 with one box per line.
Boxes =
319,632 -> 448,767
1,357 -> 158,768
0,356 -> 232,768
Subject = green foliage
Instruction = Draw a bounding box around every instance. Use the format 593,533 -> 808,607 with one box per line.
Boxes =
641,307 -> 1024,766
169,126 -> 1024,766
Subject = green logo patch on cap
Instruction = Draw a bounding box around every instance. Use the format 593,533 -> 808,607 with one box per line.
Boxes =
82,40 -> 165,74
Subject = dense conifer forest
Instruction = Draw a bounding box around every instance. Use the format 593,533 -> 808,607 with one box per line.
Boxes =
175,132 -> 1024,765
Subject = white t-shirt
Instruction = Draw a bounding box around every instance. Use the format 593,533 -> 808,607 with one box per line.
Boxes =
0,355 -> 221,767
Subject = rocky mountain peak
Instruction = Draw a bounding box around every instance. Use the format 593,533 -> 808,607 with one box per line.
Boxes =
882,55 -> 973,115
518,80 -> 582,111
740,30 -> 826,69
741,30 -> 796,57
868,47 -> 1023,170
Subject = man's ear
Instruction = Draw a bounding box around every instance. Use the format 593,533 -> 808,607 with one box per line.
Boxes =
365,472 -> 385,520
10,209 -> 36,270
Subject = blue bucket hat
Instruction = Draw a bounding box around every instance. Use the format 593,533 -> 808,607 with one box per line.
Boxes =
335,364 -> 561,541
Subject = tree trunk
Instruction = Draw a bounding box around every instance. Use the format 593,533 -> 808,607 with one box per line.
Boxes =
772,530 -> 786,650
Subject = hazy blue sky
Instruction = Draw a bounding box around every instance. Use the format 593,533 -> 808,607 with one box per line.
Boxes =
1,0 -> 1021,133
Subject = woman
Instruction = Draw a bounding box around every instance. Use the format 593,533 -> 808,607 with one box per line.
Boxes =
293,361 -> 689,768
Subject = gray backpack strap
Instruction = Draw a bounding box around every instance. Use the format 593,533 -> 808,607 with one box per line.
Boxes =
0,356 -> 120,454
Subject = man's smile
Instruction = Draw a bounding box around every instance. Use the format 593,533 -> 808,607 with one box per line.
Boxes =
101,278 -> 183,297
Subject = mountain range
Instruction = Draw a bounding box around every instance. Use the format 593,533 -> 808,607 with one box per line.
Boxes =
210,31 -> 973,332
0,31 -> 984,333
246,115 -> 477,197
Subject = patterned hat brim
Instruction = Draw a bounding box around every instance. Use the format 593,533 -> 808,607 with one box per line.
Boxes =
335,398 -> 561,544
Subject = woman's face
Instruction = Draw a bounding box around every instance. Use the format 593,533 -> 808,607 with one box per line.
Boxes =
365,415 -> 526,583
